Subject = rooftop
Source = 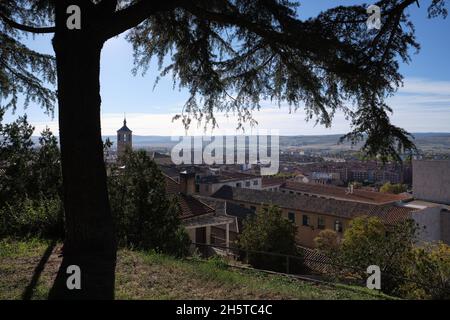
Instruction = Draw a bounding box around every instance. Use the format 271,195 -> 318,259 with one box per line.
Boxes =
212,186 -> 416,225
199,171 -> 260,184
261,177 -> 286,188
403,200 -> 450,210
164,174 -> 215,219
117,119 -> 132,133
280,181 -> 411,205
224,201 -> 256,220
158,165 -> 180,178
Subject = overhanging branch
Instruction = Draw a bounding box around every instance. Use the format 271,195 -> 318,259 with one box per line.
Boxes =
0,12 -> 55,34
101,0 -> 179,40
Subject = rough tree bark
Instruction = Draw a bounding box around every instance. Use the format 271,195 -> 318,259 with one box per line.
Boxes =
48,1 -> 116,299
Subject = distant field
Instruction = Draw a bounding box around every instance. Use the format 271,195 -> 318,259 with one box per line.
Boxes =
30,132 -> 450,153
123,133 -> 450,152
0,239 -> 390,300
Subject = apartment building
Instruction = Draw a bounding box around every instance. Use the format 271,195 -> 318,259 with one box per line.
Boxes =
212,186 -> 415,248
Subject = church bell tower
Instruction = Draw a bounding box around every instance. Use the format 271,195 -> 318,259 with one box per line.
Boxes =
117,117 -> 132,159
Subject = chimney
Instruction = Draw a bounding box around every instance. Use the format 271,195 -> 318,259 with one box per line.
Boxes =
346,183 -> 354,195
179,170 -> 196,195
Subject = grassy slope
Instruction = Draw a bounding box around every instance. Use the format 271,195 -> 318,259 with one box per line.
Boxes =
0,239 -> 391,300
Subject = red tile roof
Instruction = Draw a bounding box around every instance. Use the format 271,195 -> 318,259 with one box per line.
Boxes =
261,177 -> 286,188
281,181 -> 411,205
164,175 -> 215,220
199,171 -> 259,184
212,186 -> 416,225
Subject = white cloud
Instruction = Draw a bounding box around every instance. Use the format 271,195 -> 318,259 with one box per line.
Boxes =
27,77 -> 450,136
398,78 -> 450,95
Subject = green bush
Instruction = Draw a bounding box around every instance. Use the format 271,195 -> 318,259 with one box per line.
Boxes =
335,217 -> 417,295
207,255 -> 229,270
380,182 -> 408,194
399,242 -> 450,299
238,206 -> 304,274
108,150 -> 190,257
314,216 -> 450,298
315,229 -> 340,254
0,197 -> 64,239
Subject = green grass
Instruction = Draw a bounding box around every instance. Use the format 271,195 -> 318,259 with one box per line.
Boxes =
0,238 -> 48,258
0,238 -> 392,300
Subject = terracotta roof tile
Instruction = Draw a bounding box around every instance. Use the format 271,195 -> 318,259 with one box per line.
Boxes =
261,177 -> 286,188
199,171 -> 259,184
212,186 -> 416,225
281,181 -> 411,204
164,175 -> 214,219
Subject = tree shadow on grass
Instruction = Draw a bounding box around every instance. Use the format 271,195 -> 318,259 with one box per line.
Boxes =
21,239 -> 57,300
47,250 -> 116,300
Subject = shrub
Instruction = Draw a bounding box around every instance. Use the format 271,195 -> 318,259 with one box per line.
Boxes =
316,216 -> 419,296
315,229 -> 340,255
380,182 -> 408,194
0,197 -> 64,239
108,150 -> 189,257
238,206 -> 304,273
400,242 -> 450,299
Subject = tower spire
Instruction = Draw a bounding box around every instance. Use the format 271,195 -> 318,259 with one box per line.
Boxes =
117,113 -> 132,162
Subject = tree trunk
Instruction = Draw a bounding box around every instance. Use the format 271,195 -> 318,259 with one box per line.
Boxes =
48,1 -> 116,299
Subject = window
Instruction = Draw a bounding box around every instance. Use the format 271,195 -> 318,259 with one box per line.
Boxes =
318,217 -> 325,230
253,180 -> 259,186
245,181 -> 251,187
335,220 -> 343,233
302,215 -> 309,226
288,212 -> 296,223
236,182 -> 242,188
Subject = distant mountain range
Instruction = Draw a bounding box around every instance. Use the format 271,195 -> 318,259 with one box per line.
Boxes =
106,132 -> 450,152
30,132 -> 450,152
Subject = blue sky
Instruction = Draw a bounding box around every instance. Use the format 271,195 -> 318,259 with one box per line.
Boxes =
3,0 -> 450,136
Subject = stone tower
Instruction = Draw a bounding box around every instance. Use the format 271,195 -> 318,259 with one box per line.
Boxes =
117,117 -> 132,159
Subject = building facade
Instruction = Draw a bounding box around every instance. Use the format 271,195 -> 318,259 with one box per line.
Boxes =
212,186 -> 414,248
406,160 -> 450,245
197,171 -> 262,195
413,160 -> 450,205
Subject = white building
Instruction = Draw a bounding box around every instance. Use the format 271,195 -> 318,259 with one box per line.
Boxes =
197,171 -> 262,195
403,160 -> 450,245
